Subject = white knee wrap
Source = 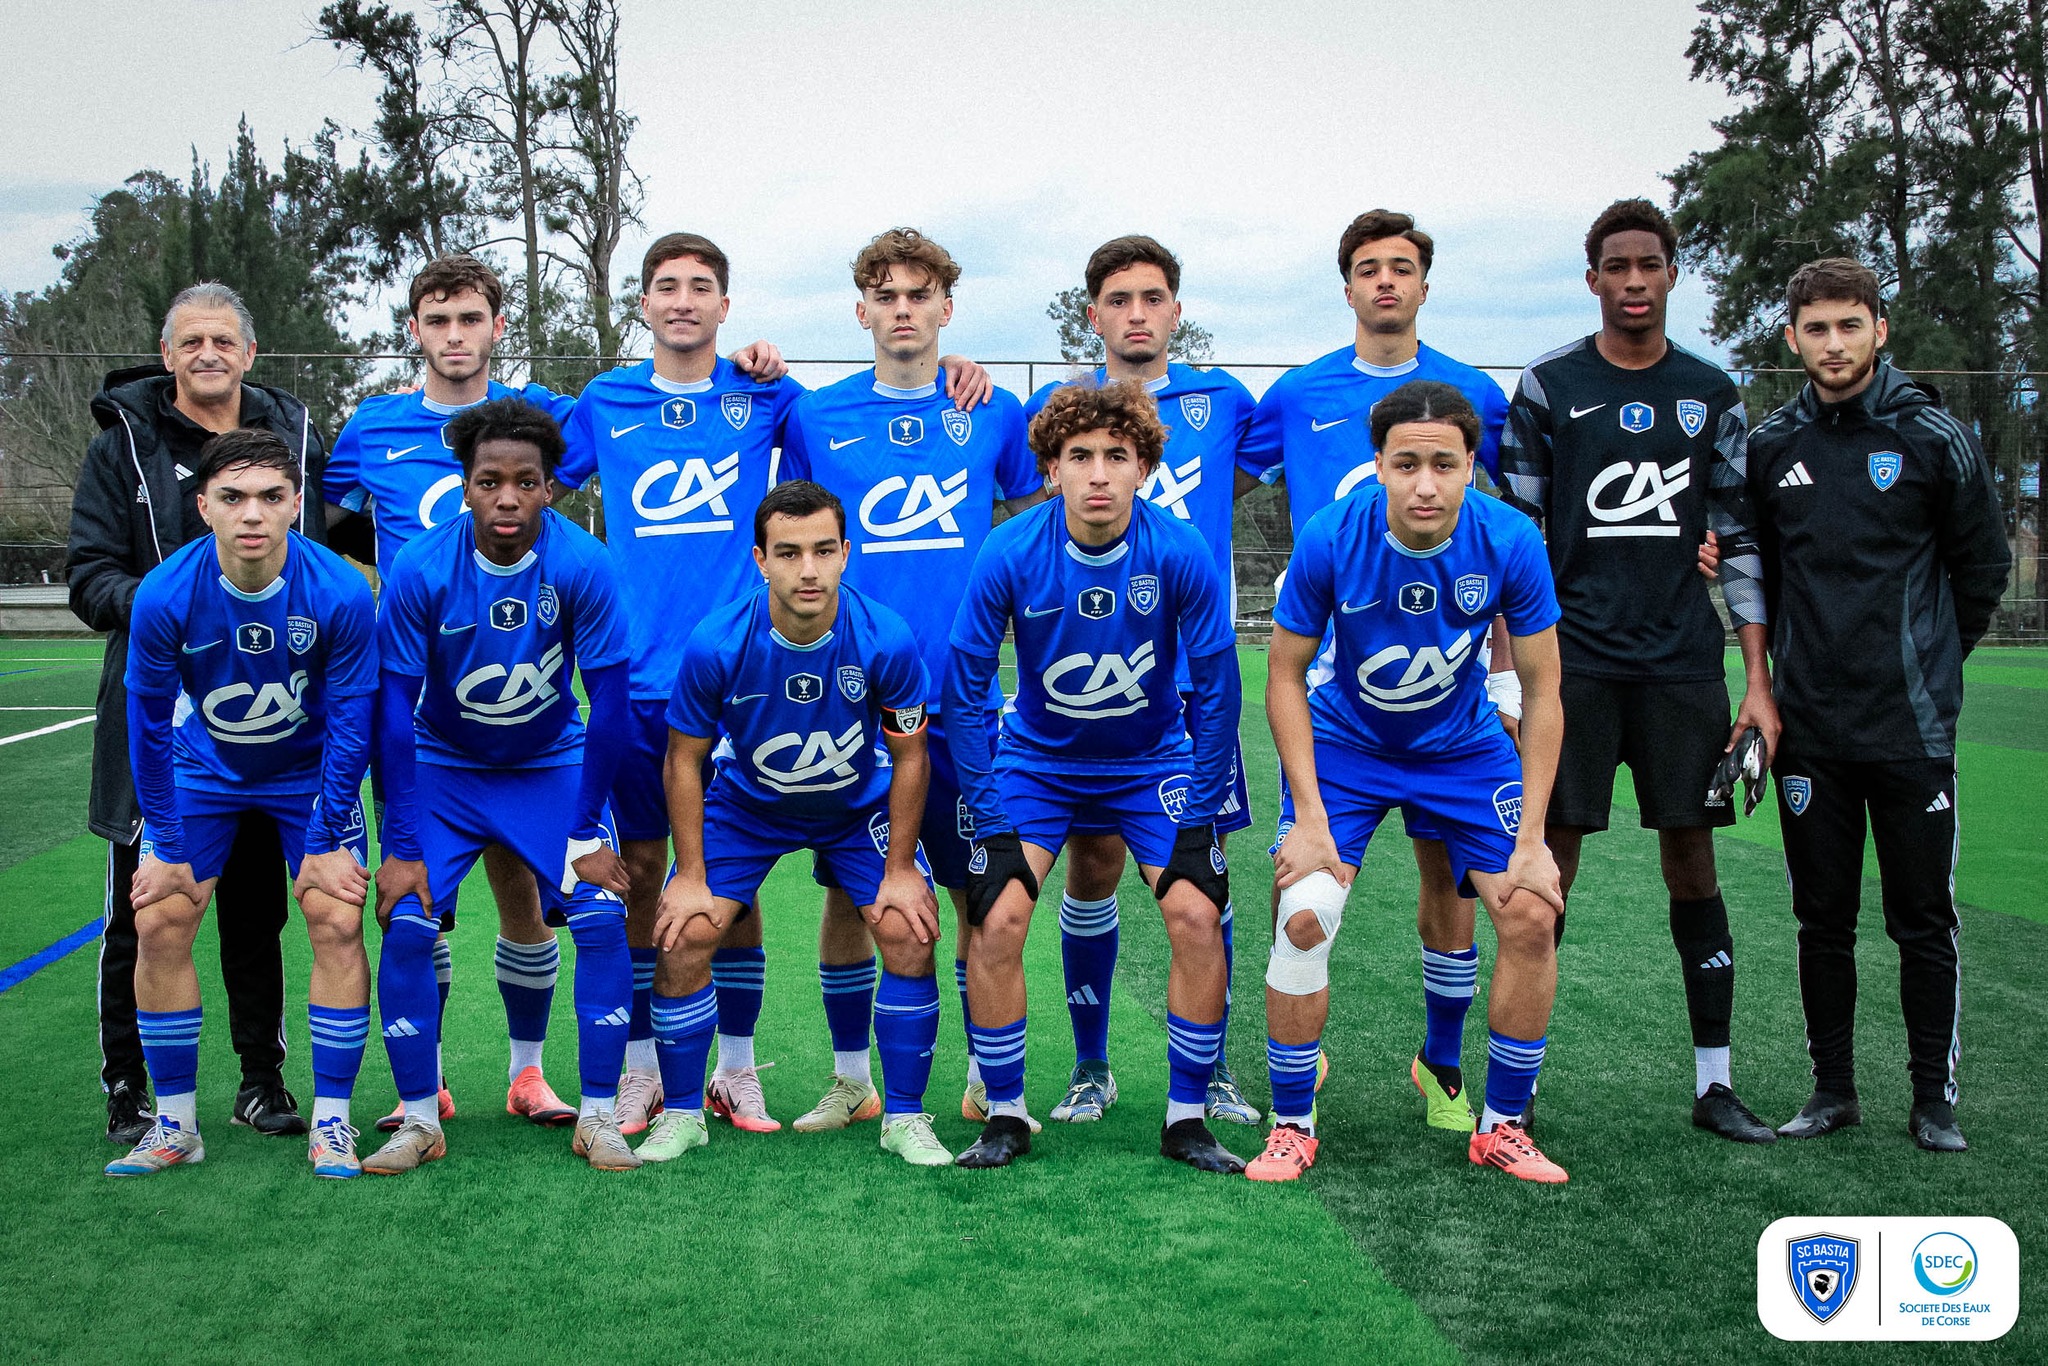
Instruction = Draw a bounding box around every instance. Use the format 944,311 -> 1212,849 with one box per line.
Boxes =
1265,870 -> 1348,996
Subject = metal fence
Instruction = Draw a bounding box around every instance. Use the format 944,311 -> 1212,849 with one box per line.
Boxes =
3,351 -> 2042,640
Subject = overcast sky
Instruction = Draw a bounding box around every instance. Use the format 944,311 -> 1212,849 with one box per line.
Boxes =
0,0 -> 1739,383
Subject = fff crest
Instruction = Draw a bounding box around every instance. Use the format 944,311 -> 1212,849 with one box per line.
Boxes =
286,616 -> 318,654
1179,393 -> 1211,432
786,673 -> 823,704
1620,402 -> 1655,433
236,623 -> 275,655
889,415 -> 924,446
661,397 -> 696,430
721,393 -> 752,430
1868,450 -> 1903,492
941,408 -> 972,446
1128,574 -> 1161,616
1399,582 -> 1438,615
1787,1234 -> 1859,1324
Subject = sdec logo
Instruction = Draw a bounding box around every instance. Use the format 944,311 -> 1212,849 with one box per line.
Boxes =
1912,1232 -> 1978,1297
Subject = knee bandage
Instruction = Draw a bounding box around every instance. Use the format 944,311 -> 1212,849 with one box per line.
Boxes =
1266,871 -> 1348,996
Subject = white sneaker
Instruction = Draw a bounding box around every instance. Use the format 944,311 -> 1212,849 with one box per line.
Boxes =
615,1070 -> 664,1136
308,1117 -> 362,1178
105,1116 -> 204,1177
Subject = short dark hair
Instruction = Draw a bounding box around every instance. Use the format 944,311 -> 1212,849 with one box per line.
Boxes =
641,232 -> 730,296
445,397 -> 566,475
851,228 -> 962,295
1027,379 -> 1170,475
1338,210 -> 1434,279
195,428 -> 302,491
410,255 -> 504,317
1785,256 -> 1883,326
1085,235 -> 1181,298
754,480 -> 847,547
1584,198 -> 1677,270
1370,380 -> 1480,454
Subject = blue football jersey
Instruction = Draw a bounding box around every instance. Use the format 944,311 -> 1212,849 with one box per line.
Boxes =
667,584 -> 929,819
559,359 -> 804,700
126,533 -> 379,795
325,381 -> 577,569
1272,488 -> 1558,757
1240,342 -> 1510,536
379,509 -> 630,769
780,369 -> 1038,710
951,498 -> 1235,773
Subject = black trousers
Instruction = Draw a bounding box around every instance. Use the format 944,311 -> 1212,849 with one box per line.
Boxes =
98,811 -> 290,1091
1774,749 -> 1961,1105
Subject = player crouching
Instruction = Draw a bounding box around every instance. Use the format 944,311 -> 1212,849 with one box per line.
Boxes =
946,380 -> 1244,1173
1253,381 -> 1571,1184
108,430 -> 379,1178
645,481 -> 951,1166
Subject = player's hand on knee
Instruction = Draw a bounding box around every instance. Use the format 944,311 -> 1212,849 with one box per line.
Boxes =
728,339 -> 787,381
939,355 -> 994,410
653,875 -> 721,952
965,831 -> 1038,927
867,870 -> 941,946
375,857 -> 432,931
1154,823 -> 1229,914
132,855 -> 198,911
1274,818 -> 1344,891
571,843 -> 632,897
297,849 -> 369,908
1502,842 -> 1565,917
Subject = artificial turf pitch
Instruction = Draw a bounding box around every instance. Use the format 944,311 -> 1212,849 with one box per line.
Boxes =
0,636 -> 2041,1363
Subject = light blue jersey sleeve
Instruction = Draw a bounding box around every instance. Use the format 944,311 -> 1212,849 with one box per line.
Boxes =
948,541 -> 1014,659
1473,377 -> 1509,484
777,393 -> 814,484
870,606 -> 932,718
556,386 -> 601,491
563,537 -> 631,671
325,414 -> 368,512
992,393 -> 1038,501
1239,373 -> 1291,483
325,566 -> 382,697
376,547 -> 433,679
1497,515 -> 1562,637
1271,510 -> 1338,640
123,566 -> 186,700
665,622 -> 729,739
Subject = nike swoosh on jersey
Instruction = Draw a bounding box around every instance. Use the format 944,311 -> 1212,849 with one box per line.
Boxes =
611,423 -> 645,439
1021,605 -> 1063,618
1310,418 -> 1348,432
727,693 -> 769,704
828,436 -> 865,450
385,444 -> 424,461
1568,403 -> 1607,419
438,622 -> 476,635
1338,599 -> 1380,614
181,639 -> 223,653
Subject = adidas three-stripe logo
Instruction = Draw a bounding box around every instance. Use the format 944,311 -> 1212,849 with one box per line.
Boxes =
1777,461 -> 1814,488
383,1018 -> 420,1038
595,1007 -> 631,1028
1067,986 -> 1100,1006
1698,951 -> 1732,971
1926,792 -> 1952,813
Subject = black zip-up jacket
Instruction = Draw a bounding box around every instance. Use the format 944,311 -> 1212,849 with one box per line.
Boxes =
1747,361 -> 2012,761
65,366 -> 337,844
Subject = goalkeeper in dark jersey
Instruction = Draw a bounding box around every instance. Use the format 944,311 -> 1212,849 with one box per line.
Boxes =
1499,199 -> 1779,1144
1747,257 -> 2010,1152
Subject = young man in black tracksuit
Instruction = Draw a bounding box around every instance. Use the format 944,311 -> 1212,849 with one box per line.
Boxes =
66,281 -> 368,1143
1747,257 -> 2011,1151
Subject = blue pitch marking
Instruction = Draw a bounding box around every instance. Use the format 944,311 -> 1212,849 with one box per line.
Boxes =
0,919 -> 101,994
0,668 -> 44,678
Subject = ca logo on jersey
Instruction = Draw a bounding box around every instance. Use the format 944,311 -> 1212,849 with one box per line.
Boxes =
889,414 -> 924,446
1620,403 -> 1655,433
1356,630 -> 1474,712
201,671 -> 311,744
838,666 -> 867,702
787,673 -> 824,704
1043,642 -> 1156,719
490,597 -> 528,631
1179,394 -> 1211,431
455,643 -> 563,726
721,393 -> 752,429
753,721 -> 865,793
1399,582 -> 1437,615
1676,399 -> 1707,438
661,397 -> 696,430
286,616 -> 317,654
860,471 -> 969,552
1586,459 -> 1689,537
1141,454 -> 1203,521
1868,451 -> 1902,492
236,623 -> 275,655
1158,774 -> 1193,821
537,584 -> 559,628
632,452 -> 740,537
418,473 -> 465,532
1454,575 -> 1488,613
941,408 -> 971,446
1128,575 -> 1160,616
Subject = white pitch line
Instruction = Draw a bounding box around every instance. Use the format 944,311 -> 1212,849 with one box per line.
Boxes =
0,706 -> 94,712
0,714 -> 95,745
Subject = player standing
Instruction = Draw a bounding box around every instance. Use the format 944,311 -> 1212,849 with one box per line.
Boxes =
1498,199 -> 1778,1142
1023,236 -> 1262,1126
106,429 -> 378,1178
947,380 -> 1244,1173
1747,257 -> 2010,1151
1251,380 -> 1568,1184
779,228 -> 1042,1133
642,481 -> 949,1165
363,399 -> 639,1173
1238,210 -> 1517,1132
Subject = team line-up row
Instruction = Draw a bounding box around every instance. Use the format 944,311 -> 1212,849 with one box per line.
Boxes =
81,201 -> 2009,1184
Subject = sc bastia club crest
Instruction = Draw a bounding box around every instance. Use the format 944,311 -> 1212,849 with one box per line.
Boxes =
1127,574 -> 1160,616
838,665 -> 867,702
537,584 -> 559,628
1783,775 -> 1812,816
941,408 -> 972,446
287,615 -> 318,653
1788,1234 -> 1859,1324
1868,450 -> 1903,492
1620,402 -> 1655,434
1454,574 -> 1488,614
721,392 -> 752,429
969,844 -> 989,875
1676,399 -> 1708,438
1179,393 -> 1211,432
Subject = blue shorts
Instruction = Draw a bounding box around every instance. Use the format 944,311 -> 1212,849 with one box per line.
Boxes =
1274,730 -> 1523,897
1276,769 -> 1444,844
918,713 -> 980,889
1074,691 -> 1252,840
700,784 -> 933,909
410,762 -> 623,925
143,787 -> 368,884
609,698 -> 728,844
999,764 -> 1192,869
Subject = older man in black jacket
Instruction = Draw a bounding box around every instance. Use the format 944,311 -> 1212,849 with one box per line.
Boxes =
66,280 -> 365,1143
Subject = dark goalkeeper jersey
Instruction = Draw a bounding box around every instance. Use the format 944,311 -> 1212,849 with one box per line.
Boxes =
1499,336 -> 1764,682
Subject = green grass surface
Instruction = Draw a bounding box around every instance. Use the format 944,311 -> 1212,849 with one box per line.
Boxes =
1,638 -> 2043,1363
